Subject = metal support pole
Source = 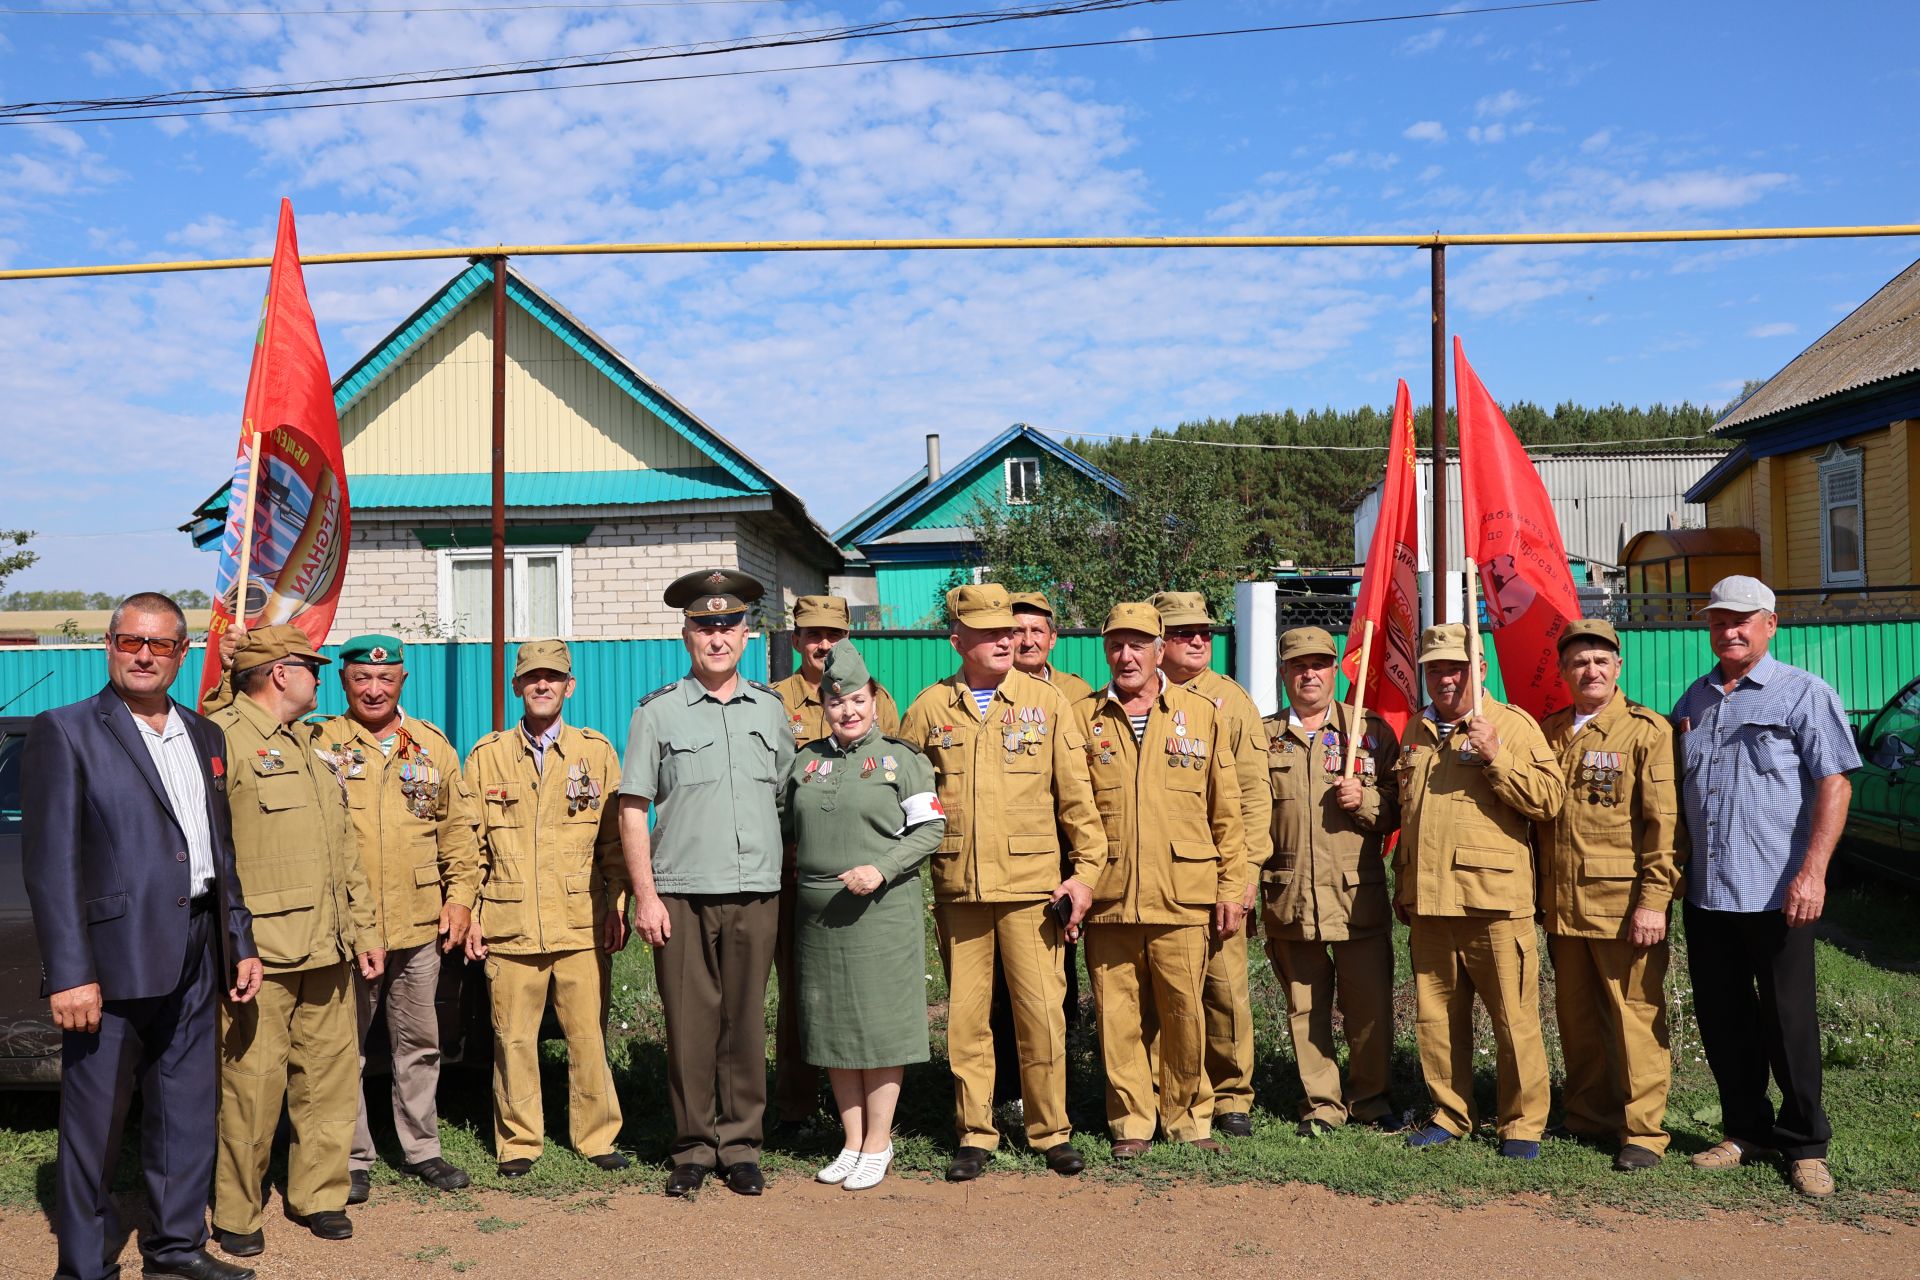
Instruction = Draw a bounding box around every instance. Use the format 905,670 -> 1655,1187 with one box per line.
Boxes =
1429,244 -> 1449,623
490,256 -> 508,732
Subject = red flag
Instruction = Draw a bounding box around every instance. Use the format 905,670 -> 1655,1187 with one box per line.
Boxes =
1454,337 -> 1579,723
1342,380 -> 1421,738
199,200 -> 351,706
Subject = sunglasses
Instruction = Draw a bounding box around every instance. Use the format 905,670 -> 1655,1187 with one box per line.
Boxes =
282,659 -> 322,677
109,633 -> 186,657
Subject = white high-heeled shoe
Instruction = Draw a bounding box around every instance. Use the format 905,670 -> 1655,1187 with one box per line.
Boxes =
816,1148 -> 861,1185
843,1144 -> 893,1191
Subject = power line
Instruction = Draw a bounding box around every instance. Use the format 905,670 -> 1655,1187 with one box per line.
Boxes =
1,0 -> 1175,117
1,0 -> 1600,125
1067,430 -> 1720,451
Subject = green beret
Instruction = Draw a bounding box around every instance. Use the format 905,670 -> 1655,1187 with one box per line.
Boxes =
340,634 -> 404,665
821,639 -> 872,698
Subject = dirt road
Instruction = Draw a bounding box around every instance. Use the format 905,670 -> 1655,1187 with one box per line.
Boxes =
3,1175 -> 1911,1280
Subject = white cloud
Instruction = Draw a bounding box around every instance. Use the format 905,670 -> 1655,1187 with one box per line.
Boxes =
1610,169 -> 1793,214
1475,89 -> 1536,118
1580,129 -> 1612,154
1398,28 -> 1446,56
1403,120 -> 1448,143
1468,123 -> 1505,145
1749,322 -> 1799,338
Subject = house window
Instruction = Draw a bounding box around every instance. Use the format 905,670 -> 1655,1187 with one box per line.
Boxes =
1005,457 -> 1040,504
439,546 -> 572,638
1817,443 -> 1865,588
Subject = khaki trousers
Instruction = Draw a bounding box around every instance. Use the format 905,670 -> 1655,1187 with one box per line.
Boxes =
1410,914 -> 1550,1141
656,893 -> 778,1169
1201,928 -> 1257,1113
1266,933 -> 1395,1126
934,901 -> 1072,1151
351,942 -> 443,1173
1549,933 -> 1672,1152
486,949 -> 623,1163
772,866 -> 820,1122
1087,923 -> 1213,1142
214,962 -> 357,1234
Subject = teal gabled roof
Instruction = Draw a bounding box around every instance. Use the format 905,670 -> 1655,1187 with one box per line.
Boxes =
352,468 -> 756,509
856,423 -> 1126,548
832,464 -> 929,551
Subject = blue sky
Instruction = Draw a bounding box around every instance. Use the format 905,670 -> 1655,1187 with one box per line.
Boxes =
2,0 -> 1917,595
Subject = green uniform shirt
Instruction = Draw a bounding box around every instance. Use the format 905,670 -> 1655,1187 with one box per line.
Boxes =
782,728 -> 945,884
620,673 -> 793,895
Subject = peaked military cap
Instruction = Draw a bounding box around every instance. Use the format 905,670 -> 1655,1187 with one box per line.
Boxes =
514,637 -> 573,677
1102,601 -> 1163,637
666,568 -> 764,620
1149,591 -> 1215,629
340,634 -> 404,665
233,623 -> 329,674
1557,618 -> 1621,653
1008,591 -> 1056,618
791,594 -> 852,630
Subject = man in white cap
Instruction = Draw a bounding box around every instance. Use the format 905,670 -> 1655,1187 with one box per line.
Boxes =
1671,576 -> 1857,1198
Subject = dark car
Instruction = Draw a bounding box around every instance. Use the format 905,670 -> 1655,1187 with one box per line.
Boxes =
1844,674 -> 1920,888
0,716 -> 62,1085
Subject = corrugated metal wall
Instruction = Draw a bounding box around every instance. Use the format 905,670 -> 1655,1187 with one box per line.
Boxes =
0,638 -> 765,757
1352,453 -> 1726,570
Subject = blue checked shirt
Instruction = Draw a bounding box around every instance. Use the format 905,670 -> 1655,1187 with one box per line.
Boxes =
1671,652 -> 1859,913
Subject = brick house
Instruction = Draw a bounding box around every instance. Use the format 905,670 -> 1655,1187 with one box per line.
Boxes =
182,261 -> 839,640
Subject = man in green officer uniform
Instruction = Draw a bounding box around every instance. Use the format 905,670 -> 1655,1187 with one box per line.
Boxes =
619,569 -> 794,1197
768,594 -> 900,1129
314,635 -> 482,1203
208,627 -> 382,1259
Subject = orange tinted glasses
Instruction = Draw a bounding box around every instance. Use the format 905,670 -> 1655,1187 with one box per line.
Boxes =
109,633 -> 186,657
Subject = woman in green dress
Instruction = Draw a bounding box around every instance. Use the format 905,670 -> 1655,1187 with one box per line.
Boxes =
783,640 -> 944,1191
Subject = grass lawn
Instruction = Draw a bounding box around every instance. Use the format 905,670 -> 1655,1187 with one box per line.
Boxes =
3,871 -> 1915,1225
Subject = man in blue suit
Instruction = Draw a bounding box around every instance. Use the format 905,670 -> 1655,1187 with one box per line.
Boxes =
24,592 -> 265,1280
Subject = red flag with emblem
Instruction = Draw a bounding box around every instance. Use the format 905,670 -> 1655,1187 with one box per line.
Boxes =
198,199 -> 351,707
1454,337 -> 1579,722
1341,380 -> 1421,738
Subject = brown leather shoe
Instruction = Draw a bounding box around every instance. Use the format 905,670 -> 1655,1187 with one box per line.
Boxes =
1110,1138 -> 1151,1160
945,1146 -> 991,1182
1691,1137 -> 1776,1170
1187,1138 -> 1227,1155
1790,1158 -> 1834,1198
1040,1143 -> 1085,1176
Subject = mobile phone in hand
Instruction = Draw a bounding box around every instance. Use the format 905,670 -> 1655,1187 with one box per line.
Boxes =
1047,895 -> 1074,929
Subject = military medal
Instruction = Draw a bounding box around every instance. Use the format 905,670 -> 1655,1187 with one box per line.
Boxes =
861,756 -> 877,779
942,725 -> 954,748
820,760 -> 834,777
882,754 -> 898,782
1173,709 -> 1188,737
802,759 -> 819,784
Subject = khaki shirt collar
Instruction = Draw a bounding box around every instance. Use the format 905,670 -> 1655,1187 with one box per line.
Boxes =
1096,670 -> 1168,716
1568,688 -> 1627,741
234,689 -> 293,744
341,708 -> 405,752
944,669 -> 1015,718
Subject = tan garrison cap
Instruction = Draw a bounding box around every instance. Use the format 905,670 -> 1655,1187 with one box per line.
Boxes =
1150,591 -> 1214,628
1008,591 -> 1055,618
233,624 -> 328,674
514,638 -> 573,678
666,568 -> 764,620
1557,618 -> 1621,653
791,595 -> 851,630
946,584 -> 1018,629
1280,626 -> 1339,662
1418,623 -> 1471,664
1102,602 -> 1163,637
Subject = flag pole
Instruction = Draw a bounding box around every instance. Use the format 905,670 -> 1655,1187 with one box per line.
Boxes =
231,424 -> 263,631
1464,555 -> 1484,720
1343,618 -> 1374,778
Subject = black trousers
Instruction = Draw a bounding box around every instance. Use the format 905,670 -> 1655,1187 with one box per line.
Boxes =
55,905 -> 218,1280
1683,901 -> 1830,1161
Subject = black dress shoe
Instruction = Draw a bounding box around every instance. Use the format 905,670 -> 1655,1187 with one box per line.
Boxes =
296,1210 -> 353,1241
722,1163 -> 765,1196
1363,1111 -> 1404,1134
143,1249 -> 258,1280
1041,1143 -> 1085,1176
588,1151 -> 632,1171
664,1163 -> 708,1197
215,1230 -> 263,1259
402,1157 -> 472,1191
1214,1112 -> 1254,1139
1614,1143 -> 1662,1172
347,1170 -> 370,1206
497,1158 -> 535,1178
946,1145 -> 991,1182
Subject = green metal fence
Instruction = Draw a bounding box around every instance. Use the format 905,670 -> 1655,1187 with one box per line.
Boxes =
0,637 -> 765,756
